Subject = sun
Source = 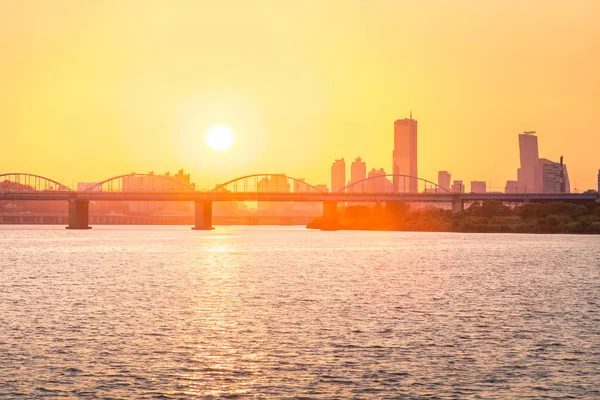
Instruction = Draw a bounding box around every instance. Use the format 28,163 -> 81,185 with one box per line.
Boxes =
205,124 -> 235,152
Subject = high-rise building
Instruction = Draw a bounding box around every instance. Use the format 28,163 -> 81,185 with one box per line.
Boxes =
270,174 -> 290,192
393,114 -> 418,192
542,161 -> 570,193
517,131 -> 540,193
257,174 -> 290,212
367,168 -> 393,192
598,170 -> 600,192
470,181 -> 487,193
438,171 -> 451,192
257,174 -> 290,193
349,157 -> 367,192
536,158 -> 555,190
331,158 -> 346,192
505,180 -> 518,194
122,170 -> 196,213
451,180 -> 464,193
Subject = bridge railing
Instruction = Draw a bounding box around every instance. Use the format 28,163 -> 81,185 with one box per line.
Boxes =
83,173 -> 197,192
338,174 -> 451,194
211,174 -> 326,194
0,173 -> 72,193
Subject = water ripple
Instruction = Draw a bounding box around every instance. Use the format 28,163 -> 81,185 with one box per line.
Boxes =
1,226 -> 599,398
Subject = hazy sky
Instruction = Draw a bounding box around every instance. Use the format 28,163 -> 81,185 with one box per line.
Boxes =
1,0 -> 599,191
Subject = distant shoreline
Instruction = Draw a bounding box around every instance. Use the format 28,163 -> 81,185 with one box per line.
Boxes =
306,200 -> 600,234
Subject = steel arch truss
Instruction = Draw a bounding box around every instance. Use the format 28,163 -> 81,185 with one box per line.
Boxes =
338,174 -> 451,193
0,173 -> 73,192
211,174 -> 325,193
85,174 -> 197,192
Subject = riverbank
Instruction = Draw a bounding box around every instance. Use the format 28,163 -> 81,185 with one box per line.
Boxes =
307,200 -> 600,234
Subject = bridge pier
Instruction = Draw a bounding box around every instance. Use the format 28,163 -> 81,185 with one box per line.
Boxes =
67,200 -> 91,229
321,201 -> 339,231
452,198 -> 464,214
192,201 -> 213,230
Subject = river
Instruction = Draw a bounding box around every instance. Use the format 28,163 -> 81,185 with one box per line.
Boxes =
1,226 -> 599,398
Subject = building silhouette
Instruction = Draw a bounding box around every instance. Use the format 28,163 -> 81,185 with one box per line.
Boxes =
368,168 -> 393,192
315,184 -> 329,193
514,131 -> 570,194
331,158 -> 346,192
598,170 -> 600,192
470,181 -> 487,193
257,174 -> 290,212
393,114 -> 418,192
124,170 -> 195,213
505,180 -> 518,194
350,157 -> 367,192
451,180 -> 465,193
517,131 -> 539,193
542,160 -> 570,193
437,171 -> 451,192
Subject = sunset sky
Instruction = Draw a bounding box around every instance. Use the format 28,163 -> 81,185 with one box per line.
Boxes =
1,0 -> 599,191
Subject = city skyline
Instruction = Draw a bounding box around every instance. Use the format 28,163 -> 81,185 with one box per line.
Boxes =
327,122 -> 589,194
2,3 -> 600,399
1,1 -> 598,190
2,120 -> 594,194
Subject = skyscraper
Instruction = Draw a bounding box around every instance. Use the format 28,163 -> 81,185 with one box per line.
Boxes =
518,131 -> 539,193
368,168 -> 393,192
350,157 -> 367,192
437,171 -> 451,192
598,170 -> 600,192
331,158 -> 346,192
542,160 -> 570,193
393,114 -> 418,192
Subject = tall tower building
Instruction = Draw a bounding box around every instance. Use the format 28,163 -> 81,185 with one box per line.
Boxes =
393,113 -> 418,192
331,158 -> 346,192
518,131 -> 540,193
350,157 -> 367,192
437,171 -> 451,192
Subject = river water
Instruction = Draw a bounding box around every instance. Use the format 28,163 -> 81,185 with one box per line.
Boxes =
1,226 -> 599,398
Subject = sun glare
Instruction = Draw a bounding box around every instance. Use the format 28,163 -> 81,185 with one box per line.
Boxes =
205,124 -> 235,152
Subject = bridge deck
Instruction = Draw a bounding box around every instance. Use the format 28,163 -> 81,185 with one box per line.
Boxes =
0,191 -> 597,202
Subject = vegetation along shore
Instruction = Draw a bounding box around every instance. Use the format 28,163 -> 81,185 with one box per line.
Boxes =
307,200 -> 600,234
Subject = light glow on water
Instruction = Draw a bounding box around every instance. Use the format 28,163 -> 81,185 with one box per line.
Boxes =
1,226 -> 599,398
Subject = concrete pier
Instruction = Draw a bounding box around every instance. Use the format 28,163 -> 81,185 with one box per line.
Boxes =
321,201 -> 339,231
192,201 -> 213,230
67,200 -> 91,229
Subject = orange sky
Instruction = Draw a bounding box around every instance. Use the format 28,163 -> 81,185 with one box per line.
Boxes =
1,0 -> 599,191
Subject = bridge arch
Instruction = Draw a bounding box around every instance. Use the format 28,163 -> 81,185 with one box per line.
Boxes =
84,173 -> 197,192
211,174 -> 326,193
338,174 -> 450,193
0,173 -> 72,192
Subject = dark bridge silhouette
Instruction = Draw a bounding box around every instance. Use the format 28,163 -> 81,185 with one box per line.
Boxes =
1,172 -> 597,230
0,173 -> 72,192
338,174 -> 450,194
85,173 -> 197,192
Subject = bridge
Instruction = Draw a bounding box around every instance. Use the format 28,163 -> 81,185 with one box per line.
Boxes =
1,172 -> 598,230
